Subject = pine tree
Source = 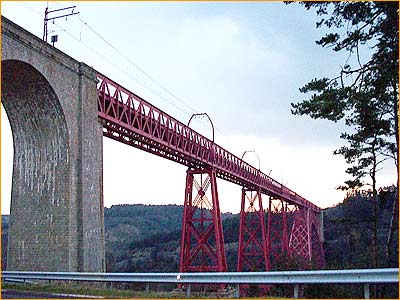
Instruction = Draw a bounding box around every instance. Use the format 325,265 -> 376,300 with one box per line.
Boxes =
289,1 -> 399,268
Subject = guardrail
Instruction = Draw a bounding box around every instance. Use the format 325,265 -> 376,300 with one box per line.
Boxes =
2,268 -> 398,298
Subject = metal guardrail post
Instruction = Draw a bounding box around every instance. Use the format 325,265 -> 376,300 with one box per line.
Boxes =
145,282 -> 150,292
294,284 -> 299,298
320,210 -> 324,242
364,284 -> 370,299
186,283 -> 191,298
234,283 -> 240,298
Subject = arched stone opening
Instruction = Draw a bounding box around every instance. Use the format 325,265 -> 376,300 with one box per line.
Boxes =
2,59 -> 70,271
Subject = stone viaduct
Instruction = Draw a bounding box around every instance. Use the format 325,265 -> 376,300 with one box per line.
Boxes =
2,17 -> 105,272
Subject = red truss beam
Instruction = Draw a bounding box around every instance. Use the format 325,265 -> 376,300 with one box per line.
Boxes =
288,207 -> 325,268
96,72 -> 321,213
289,208 -> 309,266
179,168 -> 227,272
267,198 -> 289,269
237,188 -> 269,272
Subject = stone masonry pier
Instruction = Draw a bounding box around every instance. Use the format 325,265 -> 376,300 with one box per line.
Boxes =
2,16 -> 105,272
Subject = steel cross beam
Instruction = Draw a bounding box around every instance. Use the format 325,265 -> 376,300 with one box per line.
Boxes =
237,188 -> 269,272
179,168 -> 227,272
96,72 -> 321,213
288,207 -> 325,269
267,198 -> 289,269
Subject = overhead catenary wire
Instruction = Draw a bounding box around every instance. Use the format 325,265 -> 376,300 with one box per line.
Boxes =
63,3 -> 228,139
19,1 -> 195,121
18,1 -> 240,145
74,14 -> 199,115
18,4 -> 165,107
51,1 -> 199,117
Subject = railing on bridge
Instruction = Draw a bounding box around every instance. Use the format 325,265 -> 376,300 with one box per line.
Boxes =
2,269 -> 398,298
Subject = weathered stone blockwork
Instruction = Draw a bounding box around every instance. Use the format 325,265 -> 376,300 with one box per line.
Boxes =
1,17 -> 105,272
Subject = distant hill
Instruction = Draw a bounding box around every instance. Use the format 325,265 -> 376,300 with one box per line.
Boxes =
106,189 -> 398,273
104,204 -> 237,272
1,215 -> 9,270
2,188 -> 398,275
104,204 -> 184,272
323,186 -> 398,269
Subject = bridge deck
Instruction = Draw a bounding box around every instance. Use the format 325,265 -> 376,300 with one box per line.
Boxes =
96,72 -> 320,212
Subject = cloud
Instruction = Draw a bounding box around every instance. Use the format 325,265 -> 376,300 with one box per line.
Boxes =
218,133 -> 349,209
147,15 -> 300,141
1,2 -> 396,217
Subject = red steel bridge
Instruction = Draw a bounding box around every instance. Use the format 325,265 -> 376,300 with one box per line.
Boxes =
96,72 -> 325,274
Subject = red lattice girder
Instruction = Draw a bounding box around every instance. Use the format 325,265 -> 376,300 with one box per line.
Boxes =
267,198 -> 289,269
289,208 -> 325,269
237,188 -> 269,272
96,72 -> 320,213
179,168 -> 227,272
289,207 -> 309,264
95,71 -> 324,272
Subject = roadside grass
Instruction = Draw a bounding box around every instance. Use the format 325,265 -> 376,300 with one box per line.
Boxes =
2,282 -> 279,298
1,282 -> 187,298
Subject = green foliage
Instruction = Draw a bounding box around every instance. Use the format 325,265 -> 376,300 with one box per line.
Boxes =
1,215 -> 9,270
305,186 -> 398,298
104,204 -> 238,273
105,204 -> 184,272
2,283 -> 187,298
291,1 -> 398,190
290,2 -> 398,272
2,192 -> 398,297
323,187 -> 398,269
104,191 -> 397,276
295,78 -> 350,122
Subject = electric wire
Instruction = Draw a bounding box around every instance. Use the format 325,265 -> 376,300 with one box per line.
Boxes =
18,1 -> 236,145
51,1 -> 199,117
54,2 -> 228,139
75,14 -> 199,115
23,2 -> 193,121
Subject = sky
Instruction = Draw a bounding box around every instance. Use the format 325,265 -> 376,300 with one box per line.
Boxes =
1,1 -> 397,215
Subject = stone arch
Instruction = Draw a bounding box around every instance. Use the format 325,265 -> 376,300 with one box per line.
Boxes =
2,59 -> 70,270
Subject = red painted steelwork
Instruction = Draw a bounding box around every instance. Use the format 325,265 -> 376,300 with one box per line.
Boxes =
289,208 -> 309,265
96,72 -> 320,213
288,207 -> 325,268
237,188 -> 269,272
267,198 -> 289,269
96,71 -> 325,273
179,168 -> 227,272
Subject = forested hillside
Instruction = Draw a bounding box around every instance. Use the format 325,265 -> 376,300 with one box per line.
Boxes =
1,215 -> 9,270
104,204 -> 184,272
104,188 -> 398,274
104,204 -> 236,272
2,187 -> 397,275
323,186 -> 398,269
